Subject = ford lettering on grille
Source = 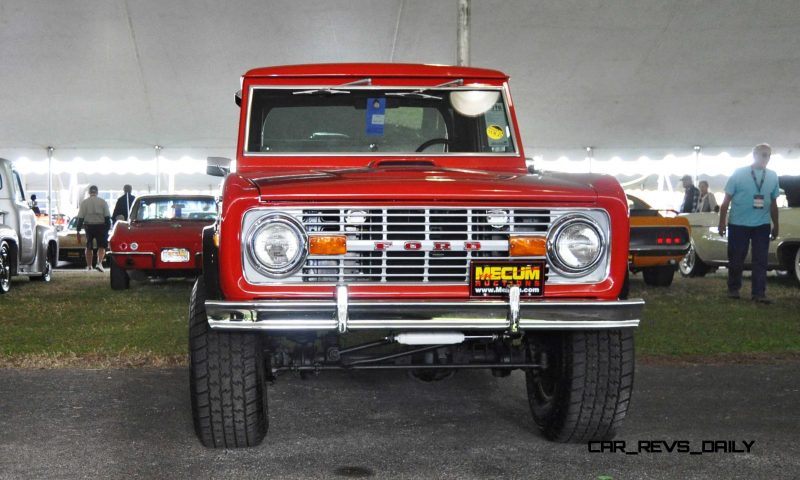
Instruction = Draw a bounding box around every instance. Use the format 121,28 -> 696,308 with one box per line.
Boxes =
364,241 -> 483,251
297,207 -> 560,284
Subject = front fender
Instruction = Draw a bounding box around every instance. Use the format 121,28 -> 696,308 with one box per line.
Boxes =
202,225 -> 222,300
0,225 -> 20,273
35,224 -> 58,269
0,224 -> 18,245
683,212 -> 726,262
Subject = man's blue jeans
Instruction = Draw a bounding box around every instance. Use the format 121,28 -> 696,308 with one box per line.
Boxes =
727,223 -> 771,298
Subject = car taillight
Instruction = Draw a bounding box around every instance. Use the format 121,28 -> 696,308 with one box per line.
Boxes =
656,236 -> 685,245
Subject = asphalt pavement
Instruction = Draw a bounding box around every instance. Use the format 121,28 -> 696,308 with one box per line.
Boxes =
0,363 -> 798,479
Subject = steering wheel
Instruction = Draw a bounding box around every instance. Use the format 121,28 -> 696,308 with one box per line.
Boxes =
415,138 -> 451,152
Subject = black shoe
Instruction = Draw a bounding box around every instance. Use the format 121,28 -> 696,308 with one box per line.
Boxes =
727,291 -> 740,299
752,296 -> 772,304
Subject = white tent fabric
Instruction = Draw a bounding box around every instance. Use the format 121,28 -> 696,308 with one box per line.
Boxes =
2,1 -> 800,153
2,0 -> 800,195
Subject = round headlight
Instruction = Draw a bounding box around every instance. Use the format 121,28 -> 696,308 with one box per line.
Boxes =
246,214 -> 307,277
548,215 -> 604,275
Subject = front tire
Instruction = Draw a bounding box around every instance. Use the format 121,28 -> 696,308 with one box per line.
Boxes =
525,330 -> 635,442
618,271 -> 630,300
31,244 -> 55,282
642,265 -> 674,286
30,259 -> 51,282
110,260 -> 130,290
0,242 -> 11,294
189,278 -> 268,448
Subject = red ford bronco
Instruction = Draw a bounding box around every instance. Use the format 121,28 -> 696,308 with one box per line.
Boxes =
191,64 -> 643,448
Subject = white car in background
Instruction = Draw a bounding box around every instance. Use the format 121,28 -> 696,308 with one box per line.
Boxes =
679,177 -> 800,283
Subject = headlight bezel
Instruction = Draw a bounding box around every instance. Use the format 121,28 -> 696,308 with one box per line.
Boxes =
546,213 -> 606,277
244,212 -> 308,278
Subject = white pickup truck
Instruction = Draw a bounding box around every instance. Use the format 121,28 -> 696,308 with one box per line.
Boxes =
0,158 -> 58,294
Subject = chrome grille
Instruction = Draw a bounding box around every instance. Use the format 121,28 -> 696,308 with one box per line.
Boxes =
299,207 -> 562,284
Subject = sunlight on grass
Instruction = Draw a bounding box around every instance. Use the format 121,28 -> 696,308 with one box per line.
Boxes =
0,272 -> 189,357
633,271 -> 800,356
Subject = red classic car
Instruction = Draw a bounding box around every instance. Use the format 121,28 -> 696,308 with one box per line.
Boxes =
190,63 -> 643,448
108,195 -> 216,289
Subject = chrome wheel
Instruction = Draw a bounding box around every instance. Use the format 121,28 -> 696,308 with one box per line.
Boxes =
794,248 -> 800,284
41,260 -> 51,282
526,336 -> 559,425
0,242 -> 11,294
679,243 -> 696,277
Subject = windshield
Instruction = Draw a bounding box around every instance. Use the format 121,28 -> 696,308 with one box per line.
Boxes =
245,88 -> 515,154
132,198 -> 217,221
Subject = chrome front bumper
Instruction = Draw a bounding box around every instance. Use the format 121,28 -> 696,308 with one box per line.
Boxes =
206,286 -> 643,332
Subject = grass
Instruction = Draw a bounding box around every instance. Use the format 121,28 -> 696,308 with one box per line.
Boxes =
0,271 -> 190,367
632,270 -> 800,359
0,268 -> 798,368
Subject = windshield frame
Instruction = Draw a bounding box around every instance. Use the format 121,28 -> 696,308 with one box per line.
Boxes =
242,85 -> 519,158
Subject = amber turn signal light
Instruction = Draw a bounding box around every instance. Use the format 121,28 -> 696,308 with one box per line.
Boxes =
309,235 -> 347,255
509,235 -> 547,256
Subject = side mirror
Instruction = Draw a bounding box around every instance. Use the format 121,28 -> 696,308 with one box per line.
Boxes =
207,157 -> 232,177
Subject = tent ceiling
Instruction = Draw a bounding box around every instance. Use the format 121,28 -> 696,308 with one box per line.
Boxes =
1,0 -> 799,155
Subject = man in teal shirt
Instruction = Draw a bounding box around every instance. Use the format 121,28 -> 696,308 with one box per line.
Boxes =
718,144 -> 780,303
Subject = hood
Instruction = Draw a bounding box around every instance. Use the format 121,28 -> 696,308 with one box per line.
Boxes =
117,219 -> 212,243
247,165 -> 599,203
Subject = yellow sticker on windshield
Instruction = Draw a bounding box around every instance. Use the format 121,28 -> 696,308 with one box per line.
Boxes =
486,125 -> 505,140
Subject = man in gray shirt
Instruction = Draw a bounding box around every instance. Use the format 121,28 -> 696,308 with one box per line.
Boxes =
76,185 -> 111,272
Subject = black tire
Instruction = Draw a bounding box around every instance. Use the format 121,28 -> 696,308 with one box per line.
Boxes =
189,278 -> 268,448
525,330 -> 635,442
793,247 -> 800,285
0,241 -> 11,294
408,369 -> 456,383
619,271 -> 630,300
642,266 -> 674,287
110,260 -> 130,290
679,242 -> 709,277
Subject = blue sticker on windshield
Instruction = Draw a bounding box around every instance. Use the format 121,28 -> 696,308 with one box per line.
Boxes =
366,97 -> 386,136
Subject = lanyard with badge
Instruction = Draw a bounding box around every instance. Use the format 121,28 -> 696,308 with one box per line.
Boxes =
751,168 -> 765,209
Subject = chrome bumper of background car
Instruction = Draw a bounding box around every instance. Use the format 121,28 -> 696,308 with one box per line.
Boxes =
629,245 -> 690,256
109,251 -> 201,263
205,286 -> 643,332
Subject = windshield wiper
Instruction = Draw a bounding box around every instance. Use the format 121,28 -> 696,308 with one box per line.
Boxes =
384,79 -> 463,101
293,77 -> 372,96
293,88 -> 350,95
385,91 -> 443,100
